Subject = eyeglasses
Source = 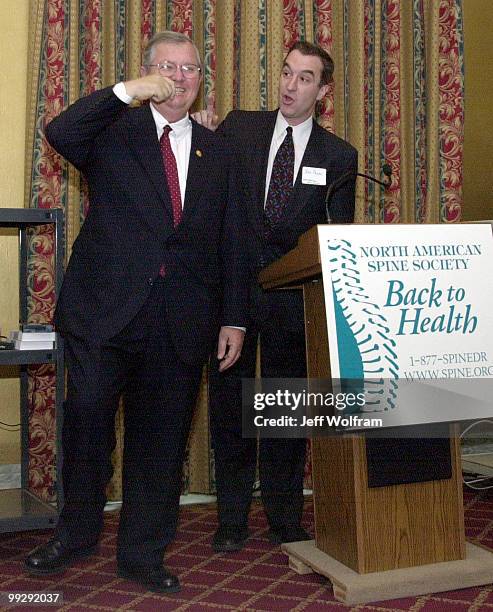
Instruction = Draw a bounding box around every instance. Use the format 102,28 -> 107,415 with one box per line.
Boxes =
147,61 -> 201,79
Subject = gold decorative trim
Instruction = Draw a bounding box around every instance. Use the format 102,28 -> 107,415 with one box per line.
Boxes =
267,0 -> 284,110
102,0 -> 116,87
215,0 -> 235,118
400,2 -> 417,223
423,0 -> 440,224
240,0 -> 260,110
345,0 -> 366,223
331,0 -> 345,140
373,0 -> 383,224
303,0 -> 314,43
24,0 -> 45,209
127,0 -> 143,80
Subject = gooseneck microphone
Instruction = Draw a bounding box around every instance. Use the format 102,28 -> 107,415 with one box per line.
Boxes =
324,170 -> 355,222
358,163 -> 393,188
325,164 -> 392,222
382,163 -> 393,186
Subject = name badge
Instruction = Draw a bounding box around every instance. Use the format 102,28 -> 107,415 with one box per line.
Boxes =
302,166 -> 326,185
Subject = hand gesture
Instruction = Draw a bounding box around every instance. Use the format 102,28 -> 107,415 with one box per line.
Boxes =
123,75 -> 175,103
191,95 -> 219,131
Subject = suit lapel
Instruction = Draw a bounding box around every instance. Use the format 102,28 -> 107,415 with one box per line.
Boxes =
249,111 -> 278,237
181,121 -> 210,223
124,113 -> 214,231
279,119 -> 326,229
123,104 -> 174,223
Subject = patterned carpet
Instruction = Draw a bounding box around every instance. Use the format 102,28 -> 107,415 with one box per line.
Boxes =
1,488 -> 493,611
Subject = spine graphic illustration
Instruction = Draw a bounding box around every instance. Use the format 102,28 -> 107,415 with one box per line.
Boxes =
327,239 -> 399,412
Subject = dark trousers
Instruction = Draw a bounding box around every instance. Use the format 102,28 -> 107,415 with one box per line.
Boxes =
55,278 -> 203,568
209,291 -> 307,530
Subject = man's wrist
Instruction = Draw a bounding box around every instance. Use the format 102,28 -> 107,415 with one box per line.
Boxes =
113,82 -> 133,104
224,325 -> 246,333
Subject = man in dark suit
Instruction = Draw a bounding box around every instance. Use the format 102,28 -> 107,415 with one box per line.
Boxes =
25,31 -> 247,593
197,41 -> 357,552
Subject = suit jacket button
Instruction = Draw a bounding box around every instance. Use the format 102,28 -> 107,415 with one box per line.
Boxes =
148,278 -> 154,286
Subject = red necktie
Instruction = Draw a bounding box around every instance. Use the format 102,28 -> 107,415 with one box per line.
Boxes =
160,125 -> 182,227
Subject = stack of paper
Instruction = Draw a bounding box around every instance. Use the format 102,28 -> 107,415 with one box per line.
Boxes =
9,330 -> 56,350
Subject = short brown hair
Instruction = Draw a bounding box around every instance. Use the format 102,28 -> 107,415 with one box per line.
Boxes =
286,41 -> 334,86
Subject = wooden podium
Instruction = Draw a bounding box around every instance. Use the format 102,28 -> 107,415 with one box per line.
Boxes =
258,225 -> 493,604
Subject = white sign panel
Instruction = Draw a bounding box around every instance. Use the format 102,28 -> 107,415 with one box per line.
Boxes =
318,223 -> 493,428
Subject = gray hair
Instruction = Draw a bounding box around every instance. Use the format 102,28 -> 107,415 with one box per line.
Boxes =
142,31 -> 202,68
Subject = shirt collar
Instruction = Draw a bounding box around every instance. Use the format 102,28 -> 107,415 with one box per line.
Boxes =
150,103 -> 191,138
275,110 -> 313,141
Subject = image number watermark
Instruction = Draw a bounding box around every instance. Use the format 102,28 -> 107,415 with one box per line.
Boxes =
0,592 -> 63,607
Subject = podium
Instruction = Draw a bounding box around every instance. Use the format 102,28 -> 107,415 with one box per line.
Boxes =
258,225 -> 493,604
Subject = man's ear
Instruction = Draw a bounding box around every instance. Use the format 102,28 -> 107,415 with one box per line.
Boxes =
140,65 -> 147,78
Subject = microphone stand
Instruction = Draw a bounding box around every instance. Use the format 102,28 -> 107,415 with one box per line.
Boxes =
325,165 -> 392,222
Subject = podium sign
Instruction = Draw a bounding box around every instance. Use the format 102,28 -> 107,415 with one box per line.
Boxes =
259,223 -> 493,602
318,223 -> 493,428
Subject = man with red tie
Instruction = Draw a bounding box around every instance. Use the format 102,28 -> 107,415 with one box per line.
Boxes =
25,31 -> 247,593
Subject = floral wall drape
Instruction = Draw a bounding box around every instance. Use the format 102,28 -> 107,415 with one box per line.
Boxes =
25,0 -> 464,501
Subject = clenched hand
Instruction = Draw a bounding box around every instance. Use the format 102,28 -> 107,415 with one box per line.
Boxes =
123,75 -> 175,103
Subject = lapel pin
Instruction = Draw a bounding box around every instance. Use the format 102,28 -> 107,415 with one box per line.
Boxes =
195,149 -> 203,158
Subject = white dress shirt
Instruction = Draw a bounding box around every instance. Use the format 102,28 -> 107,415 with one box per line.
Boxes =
113,82 -> 191,208
264,111 -> 313,205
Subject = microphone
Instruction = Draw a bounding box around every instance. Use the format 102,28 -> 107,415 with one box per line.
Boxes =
358,163 -> 393,189
325,164 -> 392,222
382,163 -> 392,187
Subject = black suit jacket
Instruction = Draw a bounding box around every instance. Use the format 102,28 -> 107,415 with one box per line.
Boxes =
218,109 -> 357,329
46,87 -> 248,364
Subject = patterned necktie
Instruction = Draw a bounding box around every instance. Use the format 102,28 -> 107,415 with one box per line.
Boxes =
264,126 -> 294,232
160,125 -> 182,227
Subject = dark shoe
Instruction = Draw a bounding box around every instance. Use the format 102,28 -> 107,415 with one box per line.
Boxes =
212,525 -> 249,552
25,539 -> 97,575
117,564 -> 180,593
268,525 -> 311,544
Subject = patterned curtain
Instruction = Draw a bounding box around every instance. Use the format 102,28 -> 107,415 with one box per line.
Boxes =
25,0 -> 464,501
